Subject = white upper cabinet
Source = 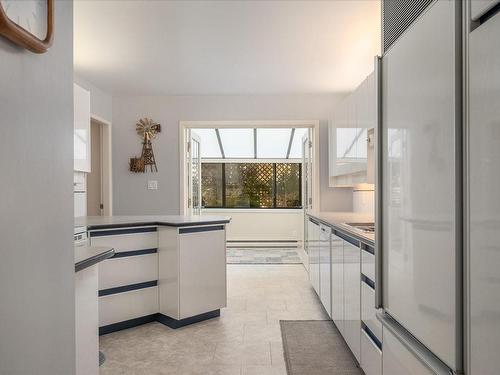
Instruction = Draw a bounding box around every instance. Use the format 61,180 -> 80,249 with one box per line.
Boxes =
74,83 -> 91,172
329,72 -> 375,187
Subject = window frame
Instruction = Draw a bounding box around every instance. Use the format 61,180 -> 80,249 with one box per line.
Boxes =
201,162 -> 302,209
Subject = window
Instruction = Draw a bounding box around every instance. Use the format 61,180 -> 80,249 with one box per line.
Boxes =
202,163 -> 302,209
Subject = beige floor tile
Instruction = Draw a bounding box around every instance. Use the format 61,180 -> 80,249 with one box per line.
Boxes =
243,323 -> 282,343
213,342 -> 272,365
270,341 -> 286,366
241,364 -> 287,375
100,265 -> 328,374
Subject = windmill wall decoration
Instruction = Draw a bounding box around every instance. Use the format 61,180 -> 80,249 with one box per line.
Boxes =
129,118 -> 161,173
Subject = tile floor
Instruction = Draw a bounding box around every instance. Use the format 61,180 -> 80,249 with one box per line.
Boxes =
226,248 -> 302,264
100,265 -> 329,375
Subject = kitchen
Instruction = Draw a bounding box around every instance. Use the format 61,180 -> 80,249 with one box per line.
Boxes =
1,1 -> 500,375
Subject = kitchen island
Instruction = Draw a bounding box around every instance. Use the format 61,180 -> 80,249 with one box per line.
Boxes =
75,215 -> 231,334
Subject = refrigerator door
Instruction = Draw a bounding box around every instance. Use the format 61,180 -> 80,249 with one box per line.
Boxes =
382,0 -> 460,370
469,9 -> 500,375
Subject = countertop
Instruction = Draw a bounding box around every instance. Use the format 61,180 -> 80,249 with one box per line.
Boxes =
307,211 -> 375,245
75,245 -> 114,272
75,215 -> 232,231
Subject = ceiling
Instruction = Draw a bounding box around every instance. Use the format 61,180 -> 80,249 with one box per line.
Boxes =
74,1 -> 381,96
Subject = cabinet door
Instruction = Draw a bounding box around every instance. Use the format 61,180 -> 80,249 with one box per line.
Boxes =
344,238 -> 361,361
319,225 -> 331,317
331,233 -> 344,333
178,226 -> 227,319
74,84 -> 91,172
309,220 -> 320,295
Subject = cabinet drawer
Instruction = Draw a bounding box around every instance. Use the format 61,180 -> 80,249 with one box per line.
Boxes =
361,326 -> 382,375
90,229 -> 158,253
361,247 -> 375,282
99,286 -> 159,327
99,253 -> 158,290
362,278 -> 382,341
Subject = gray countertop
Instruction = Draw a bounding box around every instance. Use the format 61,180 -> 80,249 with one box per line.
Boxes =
307,211 -> 375,245
75,215 -> 232,231
75,245 -> 114,272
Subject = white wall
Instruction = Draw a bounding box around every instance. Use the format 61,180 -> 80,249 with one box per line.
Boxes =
74,75 -> 113,123
0,2 -> 75,374
204,209 -> 303,242
353,189 -> 375,216
111,94 -> 353,215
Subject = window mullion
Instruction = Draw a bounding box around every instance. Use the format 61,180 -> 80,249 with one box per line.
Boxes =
273,163 -> 277,208
222,163 -> 226,208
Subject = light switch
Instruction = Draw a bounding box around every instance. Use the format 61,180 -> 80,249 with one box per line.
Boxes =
147,180 -> 158,190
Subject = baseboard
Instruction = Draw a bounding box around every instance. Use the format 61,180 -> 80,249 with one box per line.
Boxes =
157,310 -> 220,329
99,314 -> 157,335
227,240 -> 300,248
99,310 -> 221,335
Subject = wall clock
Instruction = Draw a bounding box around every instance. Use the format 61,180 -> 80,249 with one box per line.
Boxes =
0,0 -> 53,53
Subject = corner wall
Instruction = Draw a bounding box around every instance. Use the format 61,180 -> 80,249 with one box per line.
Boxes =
0,2 -> 75,374
112,94 -> 353,214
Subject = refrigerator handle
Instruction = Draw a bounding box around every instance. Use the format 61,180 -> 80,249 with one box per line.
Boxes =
376,312 -> 455,375
374,55 -> 384,309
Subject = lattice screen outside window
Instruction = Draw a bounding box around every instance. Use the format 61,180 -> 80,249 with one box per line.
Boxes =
201,162 -> 302,209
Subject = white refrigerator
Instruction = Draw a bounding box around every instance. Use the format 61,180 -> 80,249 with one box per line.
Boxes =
377,0 -> 462,374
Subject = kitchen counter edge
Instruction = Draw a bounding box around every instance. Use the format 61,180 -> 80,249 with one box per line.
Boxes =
75,246 -> 115,273
307,212 -> 374,246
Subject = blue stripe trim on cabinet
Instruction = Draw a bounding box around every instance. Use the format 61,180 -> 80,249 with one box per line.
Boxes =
335,231 -> 360,247
308,217 -> 320,225
362,322 -> 382,350
157,310 -> 220,329
98,280 -> 158,297
90,226 -> 157,237
361,274 -> 375,289
362,244 -> 375,255
111,248 -> 158,258
179,225 -> 224,234
99,314 -> 157,335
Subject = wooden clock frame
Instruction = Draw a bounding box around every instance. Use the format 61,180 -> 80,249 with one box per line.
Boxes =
0,0 -> 54,54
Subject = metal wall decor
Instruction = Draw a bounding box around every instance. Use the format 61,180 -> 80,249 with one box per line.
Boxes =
129,118 -> 161,173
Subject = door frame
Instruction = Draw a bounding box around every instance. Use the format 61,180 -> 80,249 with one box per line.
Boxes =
178,120 -> 321,216
90,114 -> 113,216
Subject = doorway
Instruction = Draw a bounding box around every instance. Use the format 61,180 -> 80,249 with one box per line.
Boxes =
87,116 -> 113,216
179,121 -> 320,266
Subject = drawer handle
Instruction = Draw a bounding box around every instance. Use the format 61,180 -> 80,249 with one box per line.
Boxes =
361,273 -> 375,290
99,280 -> 158,297
179,225 -> 224,234
362,323 -> 382,351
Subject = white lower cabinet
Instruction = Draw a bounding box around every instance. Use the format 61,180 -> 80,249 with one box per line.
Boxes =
99,286 -> 159,327
308,218 -> 321,296
98,253 -> 158,290
331,232 -> 344,334
319,225 -> 332,317
361,278 -> 382,341
159,225 -> 227,320
361,326 -> 382,375
344,237 -> 361,361
383,328 -> 434,375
